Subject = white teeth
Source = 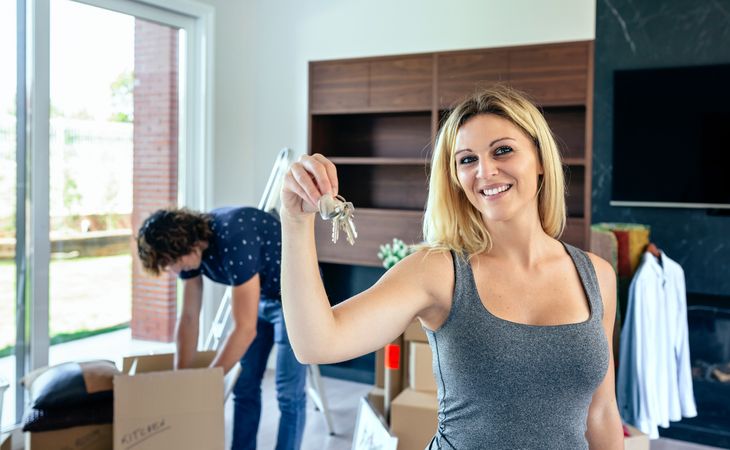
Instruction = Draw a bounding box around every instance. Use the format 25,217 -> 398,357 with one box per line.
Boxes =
481,185 -> 511,196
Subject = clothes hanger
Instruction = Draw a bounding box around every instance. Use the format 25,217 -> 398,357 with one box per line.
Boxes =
646,242 -> 662,263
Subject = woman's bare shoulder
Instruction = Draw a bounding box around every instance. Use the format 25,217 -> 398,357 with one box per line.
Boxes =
387,247 -> 455,308
584,251 -> 618,311
584,251 -> 616,280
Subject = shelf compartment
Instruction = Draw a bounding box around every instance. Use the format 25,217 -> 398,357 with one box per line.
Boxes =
543,106 -> 586,161
336,164 -> 428,211
311,112 -> 432,159
563,217 -> 586,249
565,165 -> 585,218
315,208 -> 424,267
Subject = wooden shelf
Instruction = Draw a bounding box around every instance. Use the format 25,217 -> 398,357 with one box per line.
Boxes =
311,106 -> 433,115
329,157 -> 429,165
563,157 -> 586,165
314,208 -> 424,267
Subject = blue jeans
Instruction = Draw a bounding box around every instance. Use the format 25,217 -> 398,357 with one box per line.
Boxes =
231,300 -> 307,450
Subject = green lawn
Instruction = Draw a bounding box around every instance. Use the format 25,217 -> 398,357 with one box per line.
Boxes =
0,254 -> 132,350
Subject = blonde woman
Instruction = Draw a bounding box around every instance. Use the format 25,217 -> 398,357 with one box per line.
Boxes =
280,86 -> 623,449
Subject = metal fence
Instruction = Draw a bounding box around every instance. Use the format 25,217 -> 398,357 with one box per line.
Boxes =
0,114 -> 133,231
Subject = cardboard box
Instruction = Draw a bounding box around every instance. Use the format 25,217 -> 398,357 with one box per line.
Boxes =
623,424 -> 649,450
409,341 -> 436,393
390,388 -> 438,450
114,351 -> 224,450
375,348 -> 385,388
404,320 -> 428,343
25,424 -> 112,450
367,387 -> 385,418
1,432 -> 10,450
383,336 -> 404,421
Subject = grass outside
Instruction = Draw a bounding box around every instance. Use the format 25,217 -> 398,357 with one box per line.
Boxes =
0,254 -> 132,352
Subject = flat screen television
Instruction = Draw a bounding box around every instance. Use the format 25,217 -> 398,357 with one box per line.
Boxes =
611,64 -> 730,209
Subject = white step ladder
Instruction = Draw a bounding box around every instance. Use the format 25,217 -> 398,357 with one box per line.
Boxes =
205,148 -> 336,435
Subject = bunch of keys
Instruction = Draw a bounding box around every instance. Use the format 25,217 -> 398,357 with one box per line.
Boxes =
318,193 -> 358,245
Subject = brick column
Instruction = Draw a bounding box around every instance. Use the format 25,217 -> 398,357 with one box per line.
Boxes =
131,20 -> 179,342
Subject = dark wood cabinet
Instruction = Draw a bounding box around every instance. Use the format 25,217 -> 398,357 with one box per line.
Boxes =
437,49 -> 509,109
310,61 -> 369,113
370,56 -> 433,111
508,42 -> 589,106
309,40 -> 593,266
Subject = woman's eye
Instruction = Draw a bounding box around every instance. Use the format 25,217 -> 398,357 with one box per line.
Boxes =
495,146 -> 513,156
459,155 -> 477,165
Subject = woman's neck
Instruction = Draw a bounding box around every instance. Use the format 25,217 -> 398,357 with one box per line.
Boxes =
483,209 -> 557,270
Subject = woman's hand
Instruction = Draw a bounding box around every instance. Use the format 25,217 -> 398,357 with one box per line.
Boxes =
281,153 -> 339,220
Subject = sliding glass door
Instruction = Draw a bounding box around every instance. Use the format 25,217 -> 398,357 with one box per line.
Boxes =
3,0 -> 212,429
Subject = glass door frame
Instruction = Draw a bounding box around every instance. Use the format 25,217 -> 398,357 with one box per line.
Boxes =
15,0 -> 213,425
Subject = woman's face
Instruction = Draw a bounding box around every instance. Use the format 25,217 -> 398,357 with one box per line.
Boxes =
164,244 -> 204,275
454,113 -> 543,224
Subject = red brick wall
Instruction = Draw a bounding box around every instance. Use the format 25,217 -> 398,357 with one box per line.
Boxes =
131,20 -> 179,342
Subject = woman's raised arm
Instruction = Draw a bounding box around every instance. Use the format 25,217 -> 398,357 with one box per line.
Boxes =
279,154 -> 445,364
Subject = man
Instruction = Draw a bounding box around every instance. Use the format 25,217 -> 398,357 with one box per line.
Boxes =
136,206 -> 306,450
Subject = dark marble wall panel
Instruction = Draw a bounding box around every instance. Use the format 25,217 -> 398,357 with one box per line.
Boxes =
594,0 -> 730,296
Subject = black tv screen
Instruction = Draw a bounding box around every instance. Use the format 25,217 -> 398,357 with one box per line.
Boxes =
611,64 -> 730,209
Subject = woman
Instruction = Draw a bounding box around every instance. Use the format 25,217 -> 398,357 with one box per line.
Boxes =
280,85 -> 623,449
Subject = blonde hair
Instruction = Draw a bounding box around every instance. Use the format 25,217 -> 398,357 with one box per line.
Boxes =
423,85 -> 566,256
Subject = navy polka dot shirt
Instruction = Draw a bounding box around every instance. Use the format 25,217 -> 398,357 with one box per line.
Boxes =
179,207 -> 282,300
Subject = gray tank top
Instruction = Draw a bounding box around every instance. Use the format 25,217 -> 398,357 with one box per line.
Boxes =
425,242 -> 609,450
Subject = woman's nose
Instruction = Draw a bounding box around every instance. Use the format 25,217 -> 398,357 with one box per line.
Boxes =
477,157 -> 498,178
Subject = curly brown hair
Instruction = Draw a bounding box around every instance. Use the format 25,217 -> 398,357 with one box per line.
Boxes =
136,208 -> 214,276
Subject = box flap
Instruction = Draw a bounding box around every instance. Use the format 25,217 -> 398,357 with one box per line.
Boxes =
391,388 -> 438,410
122,351 -> 216,374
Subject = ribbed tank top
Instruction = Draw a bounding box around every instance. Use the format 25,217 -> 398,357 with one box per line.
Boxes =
425,242 -> 609,450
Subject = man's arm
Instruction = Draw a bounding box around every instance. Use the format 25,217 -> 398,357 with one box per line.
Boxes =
175,275 -> 204,369
209,274 -> 260,373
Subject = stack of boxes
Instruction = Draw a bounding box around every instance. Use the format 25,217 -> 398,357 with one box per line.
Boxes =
370,321 -> 439,450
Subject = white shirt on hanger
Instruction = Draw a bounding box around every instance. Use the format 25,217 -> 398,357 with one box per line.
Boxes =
617,250 -> 697,439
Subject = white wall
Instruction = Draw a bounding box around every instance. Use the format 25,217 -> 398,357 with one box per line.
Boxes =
198,0 -> 596,207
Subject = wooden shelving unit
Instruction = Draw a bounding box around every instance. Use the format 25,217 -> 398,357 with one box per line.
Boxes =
309,41 -> 594,267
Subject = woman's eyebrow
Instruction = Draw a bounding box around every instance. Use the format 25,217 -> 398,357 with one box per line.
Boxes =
490,137 -> 516,147
455,136 -> 516,155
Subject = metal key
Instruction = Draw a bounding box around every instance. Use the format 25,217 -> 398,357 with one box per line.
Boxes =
331,213 -> 340,244
341,204 -> 358,245
318,193 -> 358,245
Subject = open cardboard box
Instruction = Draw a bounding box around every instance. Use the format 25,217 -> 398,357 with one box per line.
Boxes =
26,424 -> 112,450
114,351 -> 224,450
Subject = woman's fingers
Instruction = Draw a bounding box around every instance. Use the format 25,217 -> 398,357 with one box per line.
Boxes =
289,161 -> 322,207
282,171 -> 309,212
281,153 -> 339,217
299,154 -> 335,198
311,153 -> 339,197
